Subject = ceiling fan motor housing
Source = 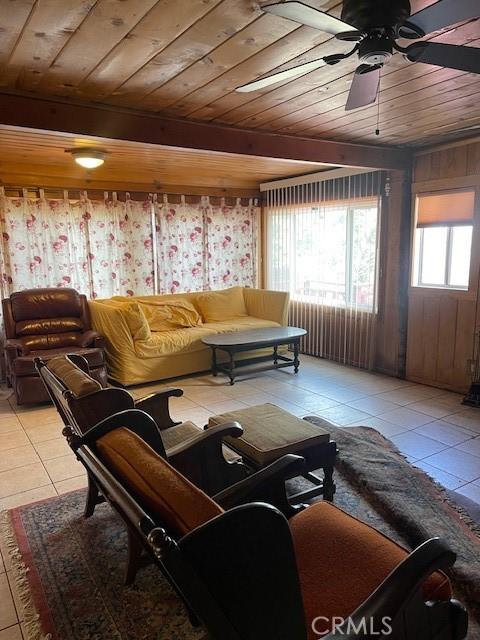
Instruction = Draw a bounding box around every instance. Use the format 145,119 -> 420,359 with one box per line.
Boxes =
358,34 -> 393,65
341,0 -> 411,31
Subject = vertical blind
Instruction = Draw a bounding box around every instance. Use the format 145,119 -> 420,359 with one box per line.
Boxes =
264,171 -> 384,369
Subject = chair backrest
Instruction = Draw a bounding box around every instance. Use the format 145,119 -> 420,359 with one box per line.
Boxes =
3,288 -> 91,350
36,355 -> 133,433
84,425 -> 308,640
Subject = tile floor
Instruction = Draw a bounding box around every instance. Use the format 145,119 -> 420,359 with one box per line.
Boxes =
1,354 -> 480,636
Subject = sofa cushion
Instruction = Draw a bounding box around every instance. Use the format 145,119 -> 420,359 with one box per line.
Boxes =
14,347 -> 105,376
46,356 -> 102,398
290,501 -> 452,639
139,299 -> 202,332
133,317 -> 281,359
196,287 -> 248,322
97,428 -> 223,536
204,317 -> 280,334
105,301 -> 151,341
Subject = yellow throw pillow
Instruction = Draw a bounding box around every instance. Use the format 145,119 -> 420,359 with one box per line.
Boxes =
138,299 -> 202,332
104,300 -> 151,341
196,287 -> 248,323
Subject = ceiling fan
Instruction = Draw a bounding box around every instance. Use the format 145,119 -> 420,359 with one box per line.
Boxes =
236,0 -> 480,111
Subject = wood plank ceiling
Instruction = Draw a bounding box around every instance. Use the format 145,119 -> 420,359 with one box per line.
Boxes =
0,0 -> 478,148
0,126 -> 333,194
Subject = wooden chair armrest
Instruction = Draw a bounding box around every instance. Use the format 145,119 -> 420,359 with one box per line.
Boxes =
167,422 -> 248,495
74,409 -> 166,457
135,388 -> 184,429
214,454 -> 306,517
166,421 -> 243,457
323,538 -> 466,640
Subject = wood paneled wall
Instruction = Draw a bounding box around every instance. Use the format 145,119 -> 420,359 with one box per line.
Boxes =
406,139 -> 480,393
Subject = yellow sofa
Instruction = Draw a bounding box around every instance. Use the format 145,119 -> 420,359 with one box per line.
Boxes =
89,287 -> 289,386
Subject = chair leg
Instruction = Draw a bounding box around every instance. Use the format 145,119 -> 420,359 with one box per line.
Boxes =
323,465 -> 336,502
125,527 -> 145,586
84,475 -> 100,518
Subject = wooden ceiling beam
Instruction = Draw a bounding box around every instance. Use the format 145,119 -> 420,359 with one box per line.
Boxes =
0,93 -> 411,171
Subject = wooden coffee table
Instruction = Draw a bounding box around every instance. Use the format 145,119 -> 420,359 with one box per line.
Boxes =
202,326 -> 307,385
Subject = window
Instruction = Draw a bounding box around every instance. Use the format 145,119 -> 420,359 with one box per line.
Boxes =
267,200 -> 379,311
412,190 -> 475,290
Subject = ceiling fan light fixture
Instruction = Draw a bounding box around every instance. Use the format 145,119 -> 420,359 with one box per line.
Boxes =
70,148 -> 106,169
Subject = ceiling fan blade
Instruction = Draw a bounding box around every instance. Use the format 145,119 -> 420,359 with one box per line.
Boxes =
406,42 -> 480,74
345,65 -> 380,111
406,0 -> 480,35
263,1 -> 355,36
236,58 -> 325,93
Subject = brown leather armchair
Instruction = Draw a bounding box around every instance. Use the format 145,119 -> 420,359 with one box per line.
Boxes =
3,288 -> 107,405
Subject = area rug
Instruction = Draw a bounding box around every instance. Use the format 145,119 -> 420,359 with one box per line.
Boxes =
1,424 -> 479,640
303,419 -> 480,640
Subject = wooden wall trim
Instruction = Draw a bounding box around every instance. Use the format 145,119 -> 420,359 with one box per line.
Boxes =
0,92 -> 412,171
415,135 -> 480,156
412,175 -> 480,192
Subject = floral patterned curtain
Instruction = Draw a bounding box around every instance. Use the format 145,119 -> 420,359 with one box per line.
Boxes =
83,195 -> 155,298
0,189 -> 259,303
155,196 -> 258,294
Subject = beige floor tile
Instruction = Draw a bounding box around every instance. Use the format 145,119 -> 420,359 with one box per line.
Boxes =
0,446 -> 40,473
23,422 -> 64,443
397,400 -> 453,420
316,385 -> 368,403
414,421 -> 475,446
443,411 -> 480,434
455,482 -> 480,505
181,387 -> 231,403
33,437 -> 72,461
0,484 -> 56,512
197,399 -> 249,415
55,475 -> 88,494
455,436 -> 480,458
0,625 -> 22,640
0,432 -> 30,453
422,448 -> 480,483
346,416 -> 409,438
174,408 -> 212,427
0,554 -> 4,575
0,463 -> 51,500
18,412 -> 61,429
377,407 -> 433,429
43,455 -> 85,483
390,431 -> 448,460
346,397 -> 400,416
294,395 -> 340,412
266,399 -> 306,417
374,386 -> 445,406
0,573 -> 17,630
240,392 -> 279,407
316,405 -> 372,427
413,461 -> 466,490
0,418 -> 22,435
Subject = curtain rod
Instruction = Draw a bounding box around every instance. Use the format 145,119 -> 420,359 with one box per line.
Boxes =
0,185 -> 258,206
259,167 -> 377,191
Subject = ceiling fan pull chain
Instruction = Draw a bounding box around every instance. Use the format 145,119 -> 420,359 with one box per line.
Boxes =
375,70 -> 381,137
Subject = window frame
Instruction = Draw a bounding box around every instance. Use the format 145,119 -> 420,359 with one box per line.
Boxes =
414,224 -> 473,291
267,199 -> 380,312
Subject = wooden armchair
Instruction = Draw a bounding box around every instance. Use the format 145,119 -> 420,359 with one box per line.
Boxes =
71,416 -> 468,639
35,355 -> 248,514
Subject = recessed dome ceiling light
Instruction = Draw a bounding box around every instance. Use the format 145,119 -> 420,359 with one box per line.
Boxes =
69,148 -> 107,169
